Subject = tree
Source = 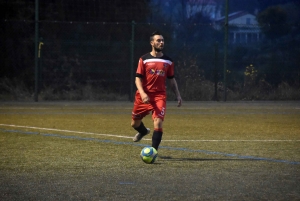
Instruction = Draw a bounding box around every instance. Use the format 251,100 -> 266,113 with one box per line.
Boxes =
257,6 -> 290,41
258,0 -> 294,11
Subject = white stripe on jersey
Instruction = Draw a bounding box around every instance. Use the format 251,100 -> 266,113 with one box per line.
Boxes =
143,58 -> 172,65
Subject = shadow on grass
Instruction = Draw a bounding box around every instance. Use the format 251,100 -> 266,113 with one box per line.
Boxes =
159,156 -> 257,162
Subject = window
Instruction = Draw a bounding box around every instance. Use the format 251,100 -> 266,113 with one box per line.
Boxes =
246,18 -> 251,25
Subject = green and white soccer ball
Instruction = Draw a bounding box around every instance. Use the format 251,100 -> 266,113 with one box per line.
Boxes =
140,147 -> 158,164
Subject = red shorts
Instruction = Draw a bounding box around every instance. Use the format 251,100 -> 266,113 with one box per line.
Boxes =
132,91 -> 167,121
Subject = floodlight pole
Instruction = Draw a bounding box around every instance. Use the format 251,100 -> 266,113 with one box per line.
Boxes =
223,0 -> 229,102
34,0 -> 39,102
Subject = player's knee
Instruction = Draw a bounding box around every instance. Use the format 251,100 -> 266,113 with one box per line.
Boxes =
154,118 -> 163,128
131,119 -> 141,128
130,120 -> 136,128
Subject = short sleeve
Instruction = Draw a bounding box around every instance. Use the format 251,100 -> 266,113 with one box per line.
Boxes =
136,58 -> 145,77
167,62 -> 174,78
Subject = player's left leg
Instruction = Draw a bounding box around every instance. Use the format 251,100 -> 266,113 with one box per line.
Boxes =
152,117 -> 163,150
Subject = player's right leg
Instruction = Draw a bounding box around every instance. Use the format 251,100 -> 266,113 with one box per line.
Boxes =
131,92 -> 151,142
131,119 -> 150,142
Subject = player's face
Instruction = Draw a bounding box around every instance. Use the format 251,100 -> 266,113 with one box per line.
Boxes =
151,35 -> 164,52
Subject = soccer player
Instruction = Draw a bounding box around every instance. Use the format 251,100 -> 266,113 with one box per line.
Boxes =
131,31 -> 182,151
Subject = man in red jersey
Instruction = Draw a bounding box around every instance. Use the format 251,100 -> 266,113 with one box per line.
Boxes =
131,31 -> 182,151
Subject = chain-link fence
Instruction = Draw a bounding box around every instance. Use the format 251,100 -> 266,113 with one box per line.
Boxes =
1,1 -> 300,101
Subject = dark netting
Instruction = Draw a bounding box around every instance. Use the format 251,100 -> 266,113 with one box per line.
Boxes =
39,21 -> 132,100
1,0 -> 300,101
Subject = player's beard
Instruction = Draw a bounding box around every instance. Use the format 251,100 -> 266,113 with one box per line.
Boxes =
154,46 -> 163,52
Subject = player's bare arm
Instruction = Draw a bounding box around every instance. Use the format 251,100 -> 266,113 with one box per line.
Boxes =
169,78 -> 182,107
135,77 -> 150,103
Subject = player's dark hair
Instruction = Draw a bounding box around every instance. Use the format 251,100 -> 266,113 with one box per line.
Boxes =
150,31 -> 161,41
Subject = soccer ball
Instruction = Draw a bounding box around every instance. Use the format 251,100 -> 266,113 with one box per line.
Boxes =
140,147 -> 158,164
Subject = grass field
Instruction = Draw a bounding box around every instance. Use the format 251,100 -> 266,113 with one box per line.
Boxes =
0,101 -> 299,200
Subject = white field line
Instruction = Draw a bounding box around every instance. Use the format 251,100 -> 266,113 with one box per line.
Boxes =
0,123 -> 133,139
0,123 -> 299,142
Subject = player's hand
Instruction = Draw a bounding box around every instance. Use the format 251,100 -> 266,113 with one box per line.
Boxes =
177,96 -> 182,107
140,93 -> 150,104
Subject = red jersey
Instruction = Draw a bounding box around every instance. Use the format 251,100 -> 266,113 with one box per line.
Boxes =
136,53 -> 174,93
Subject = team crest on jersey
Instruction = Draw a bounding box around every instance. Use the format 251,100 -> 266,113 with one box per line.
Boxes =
163,63 -> 168,68
150,69 -> 165,76
150,69 -> 156,74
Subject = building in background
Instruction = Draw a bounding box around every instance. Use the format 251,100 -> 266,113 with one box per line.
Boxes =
214,11 -> 261,44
